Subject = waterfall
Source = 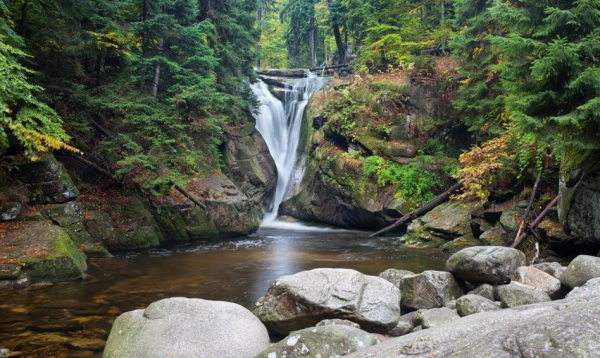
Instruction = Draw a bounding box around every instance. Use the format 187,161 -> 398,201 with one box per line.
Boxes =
251,72 -> 325,226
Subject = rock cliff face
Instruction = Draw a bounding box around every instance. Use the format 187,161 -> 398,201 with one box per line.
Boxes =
0,119 -> 276,287
280,76 -> 460,230
560,168 -> 600,246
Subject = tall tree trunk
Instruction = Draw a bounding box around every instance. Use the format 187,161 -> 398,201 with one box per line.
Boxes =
20,0 -> 28,38
151,37 -> 164,98
310,16 -> 317,68
139,0 -> 149,90
326,0 -> 345,65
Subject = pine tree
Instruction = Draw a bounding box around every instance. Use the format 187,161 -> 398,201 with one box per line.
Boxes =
450,0 -> 504,140
489,0 -> 600,176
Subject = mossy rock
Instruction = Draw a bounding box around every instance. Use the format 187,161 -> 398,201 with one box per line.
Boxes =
1,220 -> 87,283
441,235 -> 482,254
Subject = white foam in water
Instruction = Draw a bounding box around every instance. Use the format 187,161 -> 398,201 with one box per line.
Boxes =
251,72 -> 325,227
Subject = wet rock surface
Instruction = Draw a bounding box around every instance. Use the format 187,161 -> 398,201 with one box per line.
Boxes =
254,268 -> 401,335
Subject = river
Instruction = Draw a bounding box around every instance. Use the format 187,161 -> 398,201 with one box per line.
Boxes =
0,223 -> 446,357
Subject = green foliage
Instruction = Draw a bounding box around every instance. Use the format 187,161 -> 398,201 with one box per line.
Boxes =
0,0 -> 260,195
0,1 -> 78,160
488,0 -> 600,154
450,0 -> 505,140
362,155 -> 455,205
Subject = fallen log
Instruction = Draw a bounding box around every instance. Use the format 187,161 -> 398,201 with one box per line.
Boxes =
63,152 -> 121,183
510,194 -> 560,249
371,182 -> 463,237
309,63 -> 349,71
513,171 -> 542,243
173,184 -> 207,210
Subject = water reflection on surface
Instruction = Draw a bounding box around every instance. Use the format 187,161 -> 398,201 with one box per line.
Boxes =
0,225 -> 447,357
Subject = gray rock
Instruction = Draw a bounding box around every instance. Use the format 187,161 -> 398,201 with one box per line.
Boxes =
456,294 -> 501,317
346,295 -> 600,358
499,204 -> 525,238
103,297 -> 269,358
446,246 -> 526,284
467,283 -> 495,301
566,277 -> 600,299
442,299 -> 456,310
416,307 -> 460,329
378,268 -> 415,289
563,169 -> 600,244
496,282 -> 551,308
14,154 -> 79,204
420,202 -> 477,240
0,202 -> 22,221
223,127 -> 277,209
388,321 -> 414,337
512,266 -> 562,298
388,311 -> 419,337
316,319 -> 360,329
254,268 -> 401,335
533,262 -> 566,281
400,271 -> 465,310
478,224 -> 510,246
561,255 -> 600,288
256,325 -> 380,358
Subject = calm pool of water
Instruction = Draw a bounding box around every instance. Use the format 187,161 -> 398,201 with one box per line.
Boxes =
0,224 -> 447,357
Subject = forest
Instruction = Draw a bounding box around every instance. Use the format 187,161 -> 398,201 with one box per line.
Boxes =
1,0 -> 599,208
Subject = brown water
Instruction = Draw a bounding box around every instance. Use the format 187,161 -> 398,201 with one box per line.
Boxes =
0,225 -> 446,357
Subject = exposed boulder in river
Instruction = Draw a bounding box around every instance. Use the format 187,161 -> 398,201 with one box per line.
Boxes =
446,246 -> 526,284
253,268 -> 401,335
103,297 -> 269,358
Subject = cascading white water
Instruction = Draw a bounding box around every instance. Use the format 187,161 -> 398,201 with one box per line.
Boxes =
251,72 -> 325,226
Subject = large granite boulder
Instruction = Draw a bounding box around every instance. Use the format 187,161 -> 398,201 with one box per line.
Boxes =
446,246 -> 526,284
400,271 -> 465,310
346,295 -> 600,358
560,255 -> 600,288
253,268 -> 401,335
511,266 -> 562,299
254,324 -> 381,358
496,282 -> 551,308
103,298 -> 269,358
456,294 -> 500,317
